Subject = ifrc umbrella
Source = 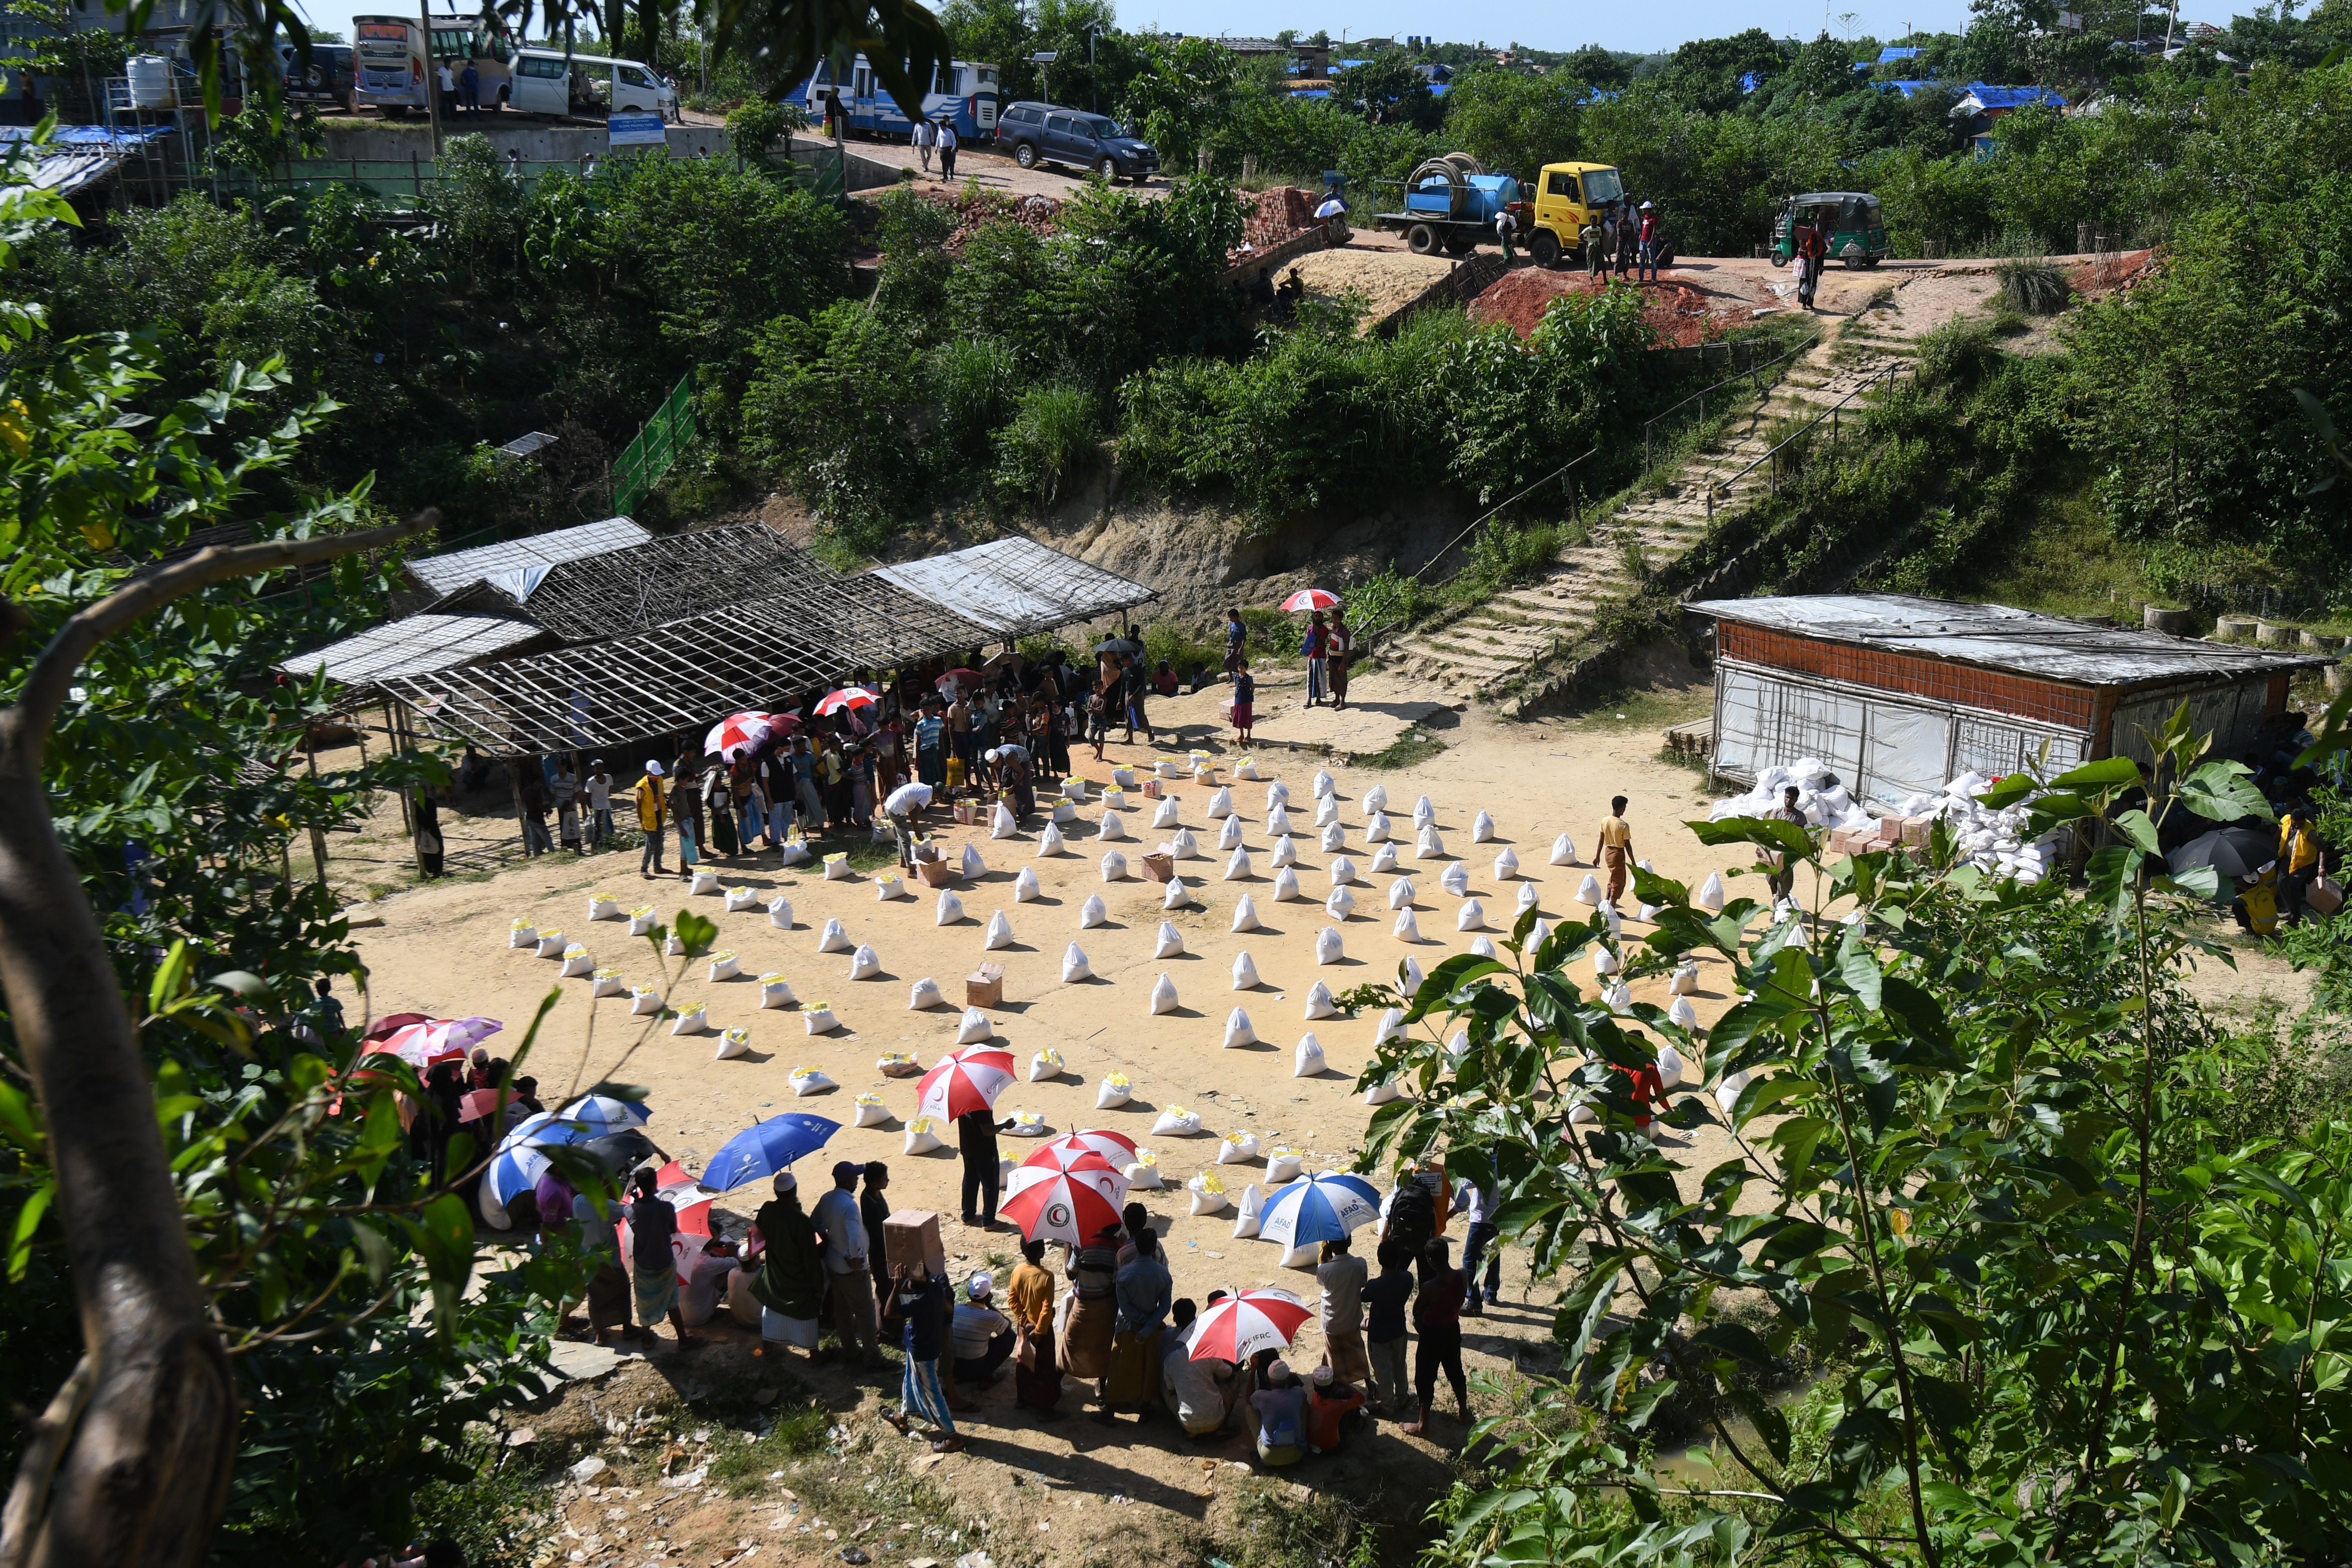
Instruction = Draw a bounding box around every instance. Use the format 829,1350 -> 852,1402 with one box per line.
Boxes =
1025,1129 -> 1140,1169
1281,588 -> 1341,612
1184,1288 -> 1313,1362
705,710 -> 774,761
1001,1164 -> 1126,1246
915,1044 -> 1017,1122
1255,1171 -> 1381,1249
815,687 -> 880,716
704,1112 -> 841,1192
934,669 -> 984,694
379,1015 -> 502,1068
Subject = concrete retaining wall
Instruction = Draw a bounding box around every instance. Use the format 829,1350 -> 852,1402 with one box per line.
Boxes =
318,119 -> 736,163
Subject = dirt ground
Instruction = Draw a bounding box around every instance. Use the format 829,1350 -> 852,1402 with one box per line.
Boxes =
1283,244 -> 1458,325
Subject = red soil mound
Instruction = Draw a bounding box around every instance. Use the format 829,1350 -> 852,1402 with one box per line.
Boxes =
1467,269 -> 1723,347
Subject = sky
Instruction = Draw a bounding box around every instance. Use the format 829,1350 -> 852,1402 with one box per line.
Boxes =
292,0 -> 1981,59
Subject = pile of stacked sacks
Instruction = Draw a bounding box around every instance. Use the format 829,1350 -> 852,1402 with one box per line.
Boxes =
1710,759 -> 2057,886
1706,758 -> 1879,833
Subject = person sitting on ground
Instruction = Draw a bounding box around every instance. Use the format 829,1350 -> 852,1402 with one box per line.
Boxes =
1305,1361 -> 1367,1452
951,1270 -> 1016,1390
1250,1359 -> 1309,1467
1151,659 -> 1180,697
1162,1298 -> 1237,1439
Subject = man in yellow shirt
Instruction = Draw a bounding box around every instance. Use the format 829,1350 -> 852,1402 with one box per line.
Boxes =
633,760 -> 668,877
1594,795 -> 1634,905
2278,801 -> 2327,926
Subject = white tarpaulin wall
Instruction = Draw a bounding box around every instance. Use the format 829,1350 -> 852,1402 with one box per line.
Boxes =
870,537 -> 1157,640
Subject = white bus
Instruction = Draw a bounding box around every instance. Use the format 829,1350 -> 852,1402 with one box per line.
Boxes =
799,55 -> 1000,140
353,8 -> 518,117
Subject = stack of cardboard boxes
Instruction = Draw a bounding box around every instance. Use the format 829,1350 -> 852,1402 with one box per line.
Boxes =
1824,814 -> 1929,856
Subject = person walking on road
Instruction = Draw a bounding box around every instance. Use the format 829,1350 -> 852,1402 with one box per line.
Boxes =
1637,200 -> 1659,281
912,114 -> 934,174
1596,794 -> 1634,907
633,760 -> 667,876
935,117 -> 958,179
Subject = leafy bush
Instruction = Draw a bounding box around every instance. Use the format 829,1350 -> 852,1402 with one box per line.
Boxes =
1996,251 -> 2069,315
992,382 -> 1098,505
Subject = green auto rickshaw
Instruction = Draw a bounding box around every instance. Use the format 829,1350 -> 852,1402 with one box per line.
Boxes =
1770,191 -> 1892,270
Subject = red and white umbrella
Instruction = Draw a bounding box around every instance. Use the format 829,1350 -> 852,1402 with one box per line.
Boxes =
653,1158 -> 716,1236
914,1044 -> 1017,1121
1280,588 -> 1340,612
1001,1164 -> 1126,1246
378,1015 -> 502,1069
705,710 -> 774,760
1018,1142 -> 1124,1178
1184,1288 -> 1314,1363
934,669 -> 984,695
1024,1129 -> 1140,1170
815,687 -> 880,716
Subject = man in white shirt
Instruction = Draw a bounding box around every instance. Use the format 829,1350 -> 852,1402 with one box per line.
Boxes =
911,115 -> 934,173
813,1161 -> 884,1365
1315,1234 -> 1371,1385
585,760 -> 614,850
935,117 -> 958,179
435,61 -> 456,119
1456,1179 -> 1502,1314
950,1271 -> 1014,1387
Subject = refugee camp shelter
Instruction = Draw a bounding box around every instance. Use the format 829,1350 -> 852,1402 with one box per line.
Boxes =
1691,594 -> 2327,805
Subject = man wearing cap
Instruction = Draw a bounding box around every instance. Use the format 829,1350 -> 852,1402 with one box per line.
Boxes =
883,779 -> 933,871
951,1271 -> 1015,1390
633,759 -> 668,877
1249,1360 -> 1309,1466
1305,1362 -> 1366,1452
749,1171 -> 826,1361
814,1161 -> 885,1367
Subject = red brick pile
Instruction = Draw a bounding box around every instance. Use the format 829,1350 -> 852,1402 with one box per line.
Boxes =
923,190 -> 1062,255
1227,186 -> 1323,264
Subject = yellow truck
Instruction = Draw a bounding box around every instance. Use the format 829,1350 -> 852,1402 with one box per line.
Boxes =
1523,161 -> 1627,267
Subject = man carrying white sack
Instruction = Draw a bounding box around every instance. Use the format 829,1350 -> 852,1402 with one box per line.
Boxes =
885,779 -> 933,871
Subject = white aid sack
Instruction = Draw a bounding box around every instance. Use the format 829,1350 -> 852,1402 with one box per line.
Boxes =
1370,842 -> 1399,873
1320,823 -> 1345,852
1401,956 -> 1427,993
1208,786 -> 1233,819
1294,1033 -> 1327,1076
588,894 -> 621,922
1551,835 -> 1577,867
1223,1007 -> 1258,1048
1440,863 -> 1470,897
985,910 -> 1016,950
957,1007 -> 994,1044
1030,1047 -> 1064,1082
1388,877 -> 1417,910
1364,812 -> 1391,844
760,973 -> 796,1008
1156,1104 -> 1204,1136
670,1003 -> 709,1035
1394,909 -> 1424,942
1313,769 -> 1336,798
1516,882 -> 1540,915
1062,942 -> 1092,983
714,1027 -> 751,1062
1638,902 -> 1661,922
1220,1129 -> 1262,1164
630,906 -> 658,936
1273,866 -> 1303,902
935,890 -> 966,926
1013,866 -> 1041,903
1080,893 -> 1108,928
534,930 -> 567,958
873,872 -> 907,901
1232,895 -> 1261,933
1364,1079 -> 1401,1105
1315,926 -> 1345,965
1098,811 -> 1128,842
1472,810 -> 1497,843
1217,815 -> 1243,851
1232,1184 -> 1263,1238
561,944 -> 595,977
1265,779 -> 1291,810
1605,982 -> 1632,1012
707,950 -> 740,981
1036,822 -> 1067,857
1265,1148 -> 1305,1184
1655,1044 -> 1686,1088
903,1116 -> 943,1155
508,918 -> 537,950
849,944 -> 881,979
1576,874 -> 1605,906
1374,1006 -> 1407,1045
1360,784 -> 1387,813
1187,1173 -> 1228,1215
1493,846 -> 1520,880
1234,756 -> 1260,780
690,869 -> 721,895
1670,962 -> 1700,995
1696,872 -> 1726,914
1606,904 -> 1624,935
1593,946 -> 1620,977
1113,767 -> 1138,788
991,802 -> 1019,839
908,976 -> 945,1010
1096,1072 -> 1131,1109
1469,936 -> 1498,958
1716,1069 -> 1752,1116
1446,1029 -> 1472,1060
790,1068 -> 838,1098
1669,996 -> 1699,1030
1169,828 -> 1200,860
1326,886 -> 1356,921
591,967 -> 626,998
1232,951 -> 1262,989
1153,797 -> 1181,829
1417,826 -> 1445,858
1100,849 -> 1129,881
961,843 -> 987,879
1005,1111 -> 1046,1137
1224,846 -> 1252,880
630,985 -> 664,1015
1413,795 -> 1436,827
854,1093 -> 890,1128
725,885 -> 758,912
817,918 -> 851,953
1315,795 -> 1339,828
1125,1151 -> 1164,1188
778,841 -> 810,868
1457,899 -> 1487,931
1149,972 -> 1180,1013
1328,855 -> 1357,887
664,932 -> 685,956
1266,804 -> 1293,837
1304,980 -> 1336,1020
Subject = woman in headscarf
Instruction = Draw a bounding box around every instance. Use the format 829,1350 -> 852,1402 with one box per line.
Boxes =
703,759 -> 739,859
749,1170 -> 826,1361
1009,1237 -> 1061,1419
1059,1222 -> 1121,1403
412,788 -> 445,877
668,759 -> 703,879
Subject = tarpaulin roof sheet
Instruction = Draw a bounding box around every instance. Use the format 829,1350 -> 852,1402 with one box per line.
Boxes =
275,613 -> 549,687
870,536 -> 1156,640
1690,594 -> 2328,688
405,517 -> 650,596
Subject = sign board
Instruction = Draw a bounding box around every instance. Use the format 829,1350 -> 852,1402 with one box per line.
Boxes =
608,113 -> 667,148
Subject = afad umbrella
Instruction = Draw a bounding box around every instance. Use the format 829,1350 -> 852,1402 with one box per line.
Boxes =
485,1115 -> 555,1206
1022,1129 -> 1140,1171
816,686 -> 881,717
704,1112 -> 841,1192
1280,588 -> 1340,612
915,1044 -> 1017,1122
705,710 -> 775,761
541,1093 -> 653,1143
1001,1163 -> 1126,1246
1255,1171 -> 1381,1249
378,1015 -> 502,1069
1184,1288 -> 1313,1363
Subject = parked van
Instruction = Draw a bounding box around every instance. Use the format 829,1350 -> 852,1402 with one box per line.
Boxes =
993,101 -> 1160,181
507,48 -> 677,120
279,41 -> 356,110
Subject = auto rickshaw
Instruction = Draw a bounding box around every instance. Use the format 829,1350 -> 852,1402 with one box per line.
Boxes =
1770,191 -> 1892,270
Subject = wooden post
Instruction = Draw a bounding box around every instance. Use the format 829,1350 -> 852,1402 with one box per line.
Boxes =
302,735 -> 332,888
508,757 -> 534,856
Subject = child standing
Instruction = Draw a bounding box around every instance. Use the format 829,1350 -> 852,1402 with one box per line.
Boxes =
1230,658 -> 1255,746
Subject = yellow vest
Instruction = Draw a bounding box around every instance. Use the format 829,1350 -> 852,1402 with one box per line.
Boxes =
2280,815 -> 2322,873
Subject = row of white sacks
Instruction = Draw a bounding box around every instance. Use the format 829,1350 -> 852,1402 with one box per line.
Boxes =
1709,758 -> 2054,885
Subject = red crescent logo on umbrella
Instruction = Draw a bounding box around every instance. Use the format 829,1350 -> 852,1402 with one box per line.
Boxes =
1047,1201 -> 1072,1228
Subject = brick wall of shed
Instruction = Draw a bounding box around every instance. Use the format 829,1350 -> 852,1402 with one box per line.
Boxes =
1241,186 -> 1320,251
1716,623 -> 2098,729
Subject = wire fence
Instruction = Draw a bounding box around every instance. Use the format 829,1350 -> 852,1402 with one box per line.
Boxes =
612,374 -> 697,518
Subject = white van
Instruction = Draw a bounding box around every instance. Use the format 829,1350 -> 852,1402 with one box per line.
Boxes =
507,49 -> 677,120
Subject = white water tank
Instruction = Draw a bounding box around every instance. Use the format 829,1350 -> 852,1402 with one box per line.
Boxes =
127,55 -> 176,109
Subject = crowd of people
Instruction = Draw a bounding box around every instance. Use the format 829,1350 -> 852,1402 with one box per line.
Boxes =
1574,199 -> 1669,283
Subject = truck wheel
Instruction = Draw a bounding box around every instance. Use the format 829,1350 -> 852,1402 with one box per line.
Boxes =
1406,223 -> 1439,256
1529,230 -> 1561,268
1014,142 -> 1037,170
1443,235 -> 1478,256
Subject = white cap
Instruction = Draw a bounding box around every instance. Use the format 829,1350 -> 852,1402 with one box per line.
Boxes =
772,1170 -> 796,1194
646,760 -> 665,777
968,1270 -> 993,1298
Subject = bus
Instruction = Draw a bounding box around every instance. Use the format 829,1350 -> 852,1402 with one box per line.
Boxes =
353,9 -> 519,117
799,55 -> 1000,140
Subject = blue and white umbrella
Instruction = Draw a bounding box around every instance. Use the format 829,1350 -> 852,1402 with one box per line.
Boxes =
485,1111 -> 562,1206
704,1112 -> 842,1193
525,1094 -> 652,1146
1256,1171 -> 1383,1249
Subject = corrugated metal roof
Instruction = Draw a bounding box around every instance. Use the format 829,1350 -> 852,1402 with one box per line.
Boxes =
406,517 -> 651,596
276,613 -> 547,687
871,537 -> 1157,640
1689,594 -> 2328,687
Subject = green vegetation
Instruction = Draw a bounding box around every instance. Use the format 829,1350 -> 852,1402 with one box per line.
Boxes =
1350,727 -> 1449,770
